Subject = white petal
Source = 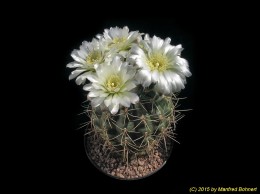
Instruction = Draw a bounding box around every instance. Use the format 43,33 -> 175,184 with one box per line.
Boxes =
109,28 -> 118,38
118,94 -> 131,107
109,103 -> 119,115
172,73 -> 185,92
88,90 -> 108,98
71,50 -> 85,63
118,63 -> 128,77
176,57 -> 192,77
151,71 -> 159,82
121,81 -> 136,92
136,70 -> 152,87
78,49 -> 87,59
86,74 -> 98,83
151,36 -> 164,50
122,26 -> 129,36
111,56 -> 122,68
96,34 -> 102,39
75,72 -> 91,85
93,64 -> 99,69
170,44 -> 183,56
175,44 -> 184,54
125,92 -> 139,104
100,92 -> 109,97
158,74 -> 170,94
127,31 -> 139,42
130,46 -> 145,59
67,62 -> 83,68
142,40 -> 150,51
114,87 -> 121,93
88,91 -> 101,98
135,58 -> 149,69
111,94 -> 120,104
82,41 -> 90,49
83,84 -> 92,91
91,97 -> 105,107
164,37 -> 171,45
69,69 -> 86,80
144,34 -> 150,41
118,51 -> 128,58
104,29 -> 111,40
163,71 -> 176,91
163,45 -> 174,55
121,64 -> 136,81
104,95 -> 113,107
92,82 -> 105,90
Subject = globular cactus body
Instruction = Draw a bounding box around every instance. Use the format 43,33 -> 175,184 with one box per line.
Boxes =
88,87 -> 178,163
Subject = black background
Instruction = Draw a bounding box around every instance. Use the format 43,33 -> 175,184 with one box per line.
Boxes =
12,5 -> 259,192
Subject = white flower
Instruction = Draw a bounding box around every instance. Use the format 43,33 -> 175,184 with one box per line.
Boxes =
130,35 -> 191,94
83,56 -> 139,114
67,39 -> 110,85
98,26 -> 141,58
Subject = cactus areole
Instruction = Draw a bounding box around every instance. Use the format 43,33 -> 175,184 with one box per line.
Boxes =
67,27 -> 191,180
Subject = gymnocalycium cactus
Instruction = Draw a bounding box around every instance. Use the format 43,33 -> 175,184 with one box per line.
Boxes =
67,26 -> 191,179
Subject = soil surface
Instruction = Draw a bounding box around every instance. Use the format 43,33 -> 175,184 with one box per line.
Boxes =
85,136 -> 172,180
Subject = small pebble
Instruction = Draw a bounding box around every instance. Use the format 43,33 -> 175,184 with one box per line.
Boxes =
138,159 -> 145,166
117,173 -> 125,178
138,166 -> 143,171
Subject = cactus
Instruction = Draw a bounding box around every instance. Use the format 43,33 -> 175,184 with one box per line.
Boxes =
86,85 -> 181,163
67,26 -> 191,178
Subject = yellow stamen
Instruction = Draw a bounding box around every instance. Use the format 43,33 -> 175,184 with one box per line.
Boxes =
86,51 -> 102,65
147,53 -> 169,72
113,37 -> 127,44
106,74 -> 122,92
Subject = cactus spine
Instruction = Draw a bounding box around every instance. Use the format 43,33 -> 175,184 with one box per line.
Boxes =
86,86 -> 180,163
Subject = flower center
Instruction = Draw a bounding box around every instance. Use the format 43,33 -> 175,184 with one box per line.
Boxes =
86,51 -> 102,65
106,74 -> 122,92
147,53 -> 169,72
109,37 -> 129,50
113,37 -> 127,44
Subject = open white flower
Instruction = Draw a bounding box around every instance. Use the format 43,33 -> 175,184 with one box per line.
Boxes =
98,26 -> 141,58
130,35 -> 191,94
67,39 -> 110,85
83,56 -> 139,114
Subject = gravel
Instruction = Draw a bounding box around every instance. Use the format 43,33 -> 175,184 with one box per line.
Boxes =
85,136 -> 172,180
